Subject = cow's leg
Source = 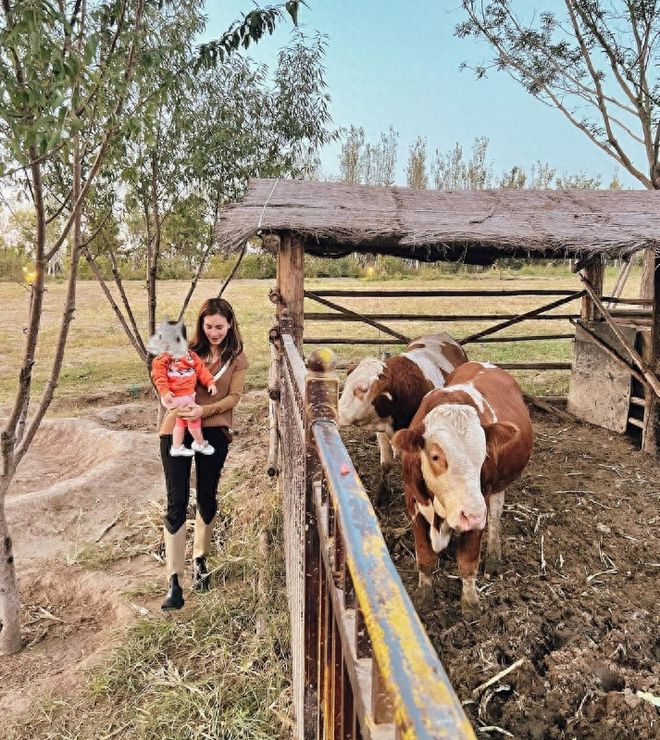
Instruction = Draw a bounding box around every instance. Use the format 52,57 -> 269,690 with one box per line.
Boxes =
375,432 -> 394,505
484,490 -> 504,577
456,528 -> 484,617
411,513 -> 437,611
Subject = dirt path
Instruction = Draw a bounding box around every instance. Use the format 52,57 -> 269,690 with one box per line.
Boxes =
345,411 -> 659,739
2,403 -> 180,724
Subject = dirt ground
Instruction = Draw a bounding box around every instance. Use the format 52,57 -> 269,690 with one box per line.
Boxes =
0,390 -> 281,733
345,410 -> 659,739
3,392 -> 658,738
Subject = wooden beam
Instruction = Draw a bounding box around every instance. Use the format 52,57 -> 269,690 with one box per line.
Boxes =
306,289 -> 579,298
580,257 -> 605,322
459,291 -> 585,345
304,312 -> 579,322
642,254 -> 660,454
304,290 -> 409,343
277,234 -> 305,348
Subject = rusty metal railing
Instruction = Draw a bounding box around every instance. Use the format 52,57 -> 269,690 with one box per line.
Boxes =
274,325 -> 475,739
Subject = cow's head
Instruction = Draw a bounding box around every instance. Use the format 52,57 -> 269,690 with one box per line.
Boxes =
338,358 -> 392,432
392,405 -> 519,532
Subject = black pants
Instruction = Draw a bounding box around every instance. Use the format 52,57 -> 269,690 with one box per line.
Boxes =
160,426 -> 230,533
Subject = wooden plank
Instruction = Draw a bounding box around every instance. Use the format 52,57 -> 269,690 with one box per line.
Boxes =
460,291 -> 585,344
469,333 -> 574,343
304,290 -> 409,342
603,296 -> 653,306
308,289 -> 580,297
305,312 -> 579,322
581,258 -> 605,321
642,254 -> 660,454
304,338 -> 407,346
277,234 -> 305,349
497,362 -> 571,370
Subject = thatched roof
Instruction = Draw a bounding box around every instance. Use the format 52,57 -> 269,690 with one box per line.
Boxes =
216,179 -> 660,264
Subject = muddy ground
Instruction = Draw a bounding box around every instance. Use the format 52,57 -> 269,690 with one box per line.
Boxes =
344,411 -> 659,739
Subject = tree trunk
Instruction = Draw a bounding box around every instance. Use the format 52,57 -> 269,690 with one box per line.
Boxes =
0,486 -> 21,655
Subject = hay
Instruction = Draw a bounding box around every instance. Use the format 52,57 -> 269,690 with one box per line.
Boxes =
216,179 -> 660,264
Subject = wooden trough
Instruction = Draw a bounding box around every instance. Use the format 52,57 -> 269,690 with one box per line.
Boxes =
218,179 -> 660,738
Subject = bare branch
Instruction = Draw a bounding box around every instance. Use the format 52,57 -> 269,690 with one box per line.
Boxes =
82,246 -> 147,360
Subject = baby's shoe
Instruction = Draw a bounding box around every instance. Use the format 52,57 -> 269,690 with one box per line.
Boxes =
170,445 -> 194,457
191,440 -> 215,455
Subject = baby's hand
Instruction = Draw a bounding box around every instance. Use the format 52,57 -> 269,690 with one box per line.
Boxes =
161,392 -> 175,408
208,384 -> 217,397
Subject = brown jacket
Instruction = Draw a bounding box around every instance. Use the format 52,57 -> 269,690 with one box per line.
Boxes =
159,350 -> 249,435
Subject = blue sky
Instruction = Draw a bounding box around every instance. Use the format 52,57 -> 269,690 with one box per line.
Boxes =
202,1 -> 640,188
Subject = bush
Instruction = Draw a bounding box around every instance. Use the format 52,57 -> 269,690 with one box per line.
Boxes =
0,246 -> 28,281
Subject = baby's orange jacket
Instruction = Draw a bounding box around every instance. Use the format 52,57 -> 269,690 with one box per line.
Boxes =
151,351 -> 215,397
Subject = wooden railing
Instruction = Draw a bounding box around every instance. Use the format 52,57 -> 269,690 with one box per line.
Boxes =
273,321 -> 474,739
301,287 -> 652,374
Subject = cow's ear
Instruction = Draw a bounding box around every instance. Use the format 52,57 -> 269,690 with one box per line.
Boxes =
485,422 -> 519,451
392,425 -> 425,454
345,363 -> 359,376
353,382 -> 369,399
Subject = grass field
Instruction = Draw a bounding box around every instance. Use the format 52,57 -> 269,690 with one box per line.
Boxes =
0,265 -> 642,407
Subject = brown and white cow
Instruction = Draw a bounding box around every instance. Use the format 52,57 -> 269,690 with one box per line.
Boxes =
392,361 -> 533,614
337,333 -> 468,501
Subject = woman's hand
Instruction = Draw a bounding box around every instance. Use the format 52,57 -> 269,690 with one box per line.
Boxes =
177,403 -> 204,420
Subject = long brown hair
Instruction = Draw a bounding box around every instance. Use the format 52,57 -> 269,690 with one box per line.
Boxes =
189,298 -> 243,365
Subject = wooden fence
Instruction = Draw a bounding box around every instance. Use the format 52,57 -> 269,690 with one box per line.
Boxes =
271,317 -> 475,739
301,287 -> 651,375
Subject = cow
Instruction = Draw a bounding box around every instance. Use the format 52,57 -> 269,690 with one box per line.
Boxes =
337,333 -> 468,502
391,361 -> 533,615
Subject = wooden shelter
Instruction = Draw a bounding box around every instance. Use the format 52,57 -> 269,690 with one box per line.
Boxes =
219,178 -> 660,452
217,179 -> 660,739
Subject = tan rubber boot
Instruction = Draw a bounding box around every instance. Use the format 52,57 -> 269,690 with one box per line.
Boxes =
192,513 -> 216,591
162,526 -> 186,610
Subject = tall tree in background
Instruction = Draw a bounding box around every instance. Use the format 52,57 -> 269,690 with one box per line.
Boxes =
0,0 -> 305,656
456,0 -> 659,292
338,125 -> 399,185
406,136 -> 429,189
432,136 -> 494,189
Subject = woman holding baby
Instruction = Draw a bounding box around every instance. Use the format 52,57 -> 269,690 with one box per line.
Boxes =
153,298 -> 248,610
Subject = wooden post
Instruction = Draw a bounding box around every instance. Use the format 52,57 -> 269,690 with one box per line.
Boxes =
304,348 -> 339,737
642,255 -> 660,455
580,257 -> 605,321
277,233 -> 305,349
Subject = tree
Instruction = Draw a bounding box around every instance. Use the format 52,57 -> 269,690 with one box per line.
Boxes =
338,125 -> 366,184
456,1 -> 660,293
431,136 -> 494,190
457,1 -> 659,189
406,136 -> 429,189
0,0 -> 306,656
84,30 -> 333,367
337,125 -> 399,186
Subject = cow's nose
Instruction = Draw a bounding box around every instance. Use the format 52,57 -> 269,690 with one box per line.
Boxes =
457,509 -> 487,532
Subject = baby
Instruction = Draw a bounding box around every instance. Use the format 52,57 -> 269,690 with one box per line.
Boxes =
148,318 -> 217,457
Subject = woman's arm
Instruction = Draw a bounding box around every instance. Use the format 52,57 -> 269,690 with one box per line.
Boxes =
177,369 -> 247,420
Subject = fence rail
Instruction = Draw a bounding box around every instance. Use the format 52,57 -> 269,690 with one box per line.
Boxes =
276,332 -> 475,739
302,288 -> 586,365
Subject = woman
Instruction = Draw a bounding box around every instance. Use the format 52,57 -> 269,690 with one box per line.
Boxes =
159,298 -> 248,610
